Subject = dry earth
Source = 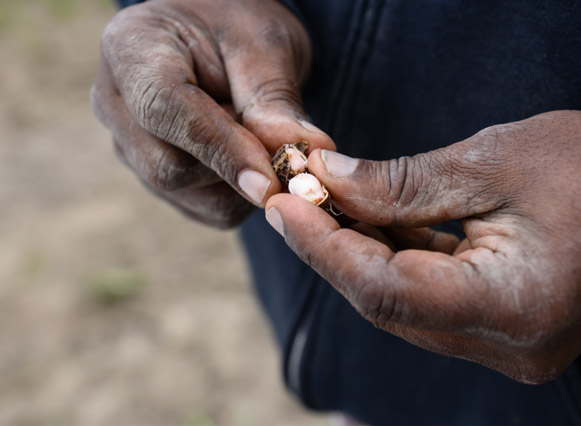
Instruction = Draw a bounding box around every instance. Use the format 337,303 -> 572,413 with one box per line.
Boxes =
0,1 -> 326,424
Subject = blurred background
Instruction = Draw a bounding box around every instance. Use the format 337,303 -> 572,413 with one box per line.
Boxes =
0,0 -> 326,424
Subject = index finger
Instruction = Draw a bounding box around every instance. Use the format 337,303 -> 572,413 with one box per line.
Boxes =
100,7 -> 280,206
265,194 -> 491,333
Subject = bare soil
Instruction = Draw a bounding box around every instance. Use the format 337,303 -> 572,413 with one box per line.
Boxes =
0,1 -> 326,424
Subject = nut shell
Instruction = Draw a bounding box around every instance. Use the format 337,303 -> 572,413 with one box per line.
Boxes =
272,141 -> 309,183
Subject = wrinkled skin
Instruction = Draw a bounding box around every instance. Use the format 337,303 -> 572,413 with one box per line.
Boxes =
93,0 -> 581,385
266,111 -> 581,384
91,0 -> 334,228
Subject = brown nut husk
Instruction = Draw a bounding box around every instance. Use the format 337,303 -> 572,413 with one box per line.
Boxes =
272,140 -> 309,183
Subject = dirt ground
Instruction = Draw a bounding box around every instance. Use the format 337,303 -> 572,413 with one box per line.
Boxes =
0,1 -> 327,424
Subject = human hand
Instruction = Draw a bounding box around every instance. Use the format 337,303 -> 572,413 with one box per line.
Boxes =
91,0 -> 334,228
265,110 -> 581,383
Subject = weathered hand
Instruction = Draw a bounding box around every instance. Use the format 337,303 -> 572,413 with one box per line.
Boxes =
265,110 -> 581,383
91,0 -> 334,228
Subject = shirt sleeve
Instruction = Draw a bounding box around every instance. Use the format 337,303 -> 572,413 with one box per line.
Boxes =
116,0 -> 303,18
276,0 -> 302,18
116,0 -> 145,8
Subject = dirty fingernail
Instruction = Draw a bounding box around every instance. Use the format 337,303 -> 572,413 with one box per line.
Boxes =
266,208 -> 284,237
238,170 -> 271,206
321,150 -> 358,178
299,119 -> 326,134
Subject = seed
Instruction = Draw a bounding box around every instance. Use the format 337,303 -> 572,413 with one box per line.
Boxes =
288,173 -> 329,206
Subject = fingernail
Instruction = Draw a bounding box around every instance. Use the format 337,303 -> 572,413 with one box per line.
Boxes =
321,150 -> 358,178
266,208 -> 284,237
298,119 -> 326,134
238,170 -> 271,206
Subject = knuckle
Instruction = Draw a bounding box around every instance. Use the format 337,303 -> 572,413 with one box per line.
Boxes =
346,159 -> 409,224
474,123 -> 503,144
207,142 -> 233,177
258,78 -> 302,109
379,156 -> 419,210
188,131 -> 226,173
469,126 -> 508,169
231,18 -> 295,53
257,21 -> 293,49
256,19 -> 309,75
469,123 -> 520,168
246,77 -> 303,113
476,121 -> 520,144
192,128 -> 222,167
135,84 -> 234,183
136,82 -> 183,142
100,19 -> 119,51
101,7 -> 139,54
190,128 -> 240,185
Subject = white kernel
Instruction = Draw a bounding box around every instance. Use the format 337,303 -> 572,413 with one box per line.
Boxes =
288,173 -> 326,205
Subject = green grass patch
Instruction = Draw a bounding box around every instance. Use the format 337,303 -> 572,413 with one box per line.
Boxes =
85,266 -> 146,306
183,408 -> 215,426
20,250 -> 49,281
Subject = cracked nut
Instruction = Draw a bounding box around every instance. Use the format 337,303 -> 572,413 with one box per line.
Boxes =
272,141 -> 341,216
272,140 -> 309,183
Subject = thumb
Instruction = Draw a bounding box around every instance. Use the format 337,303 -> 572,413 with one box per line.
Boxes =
221,13 -> 335,154
307,129 -> 515,227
